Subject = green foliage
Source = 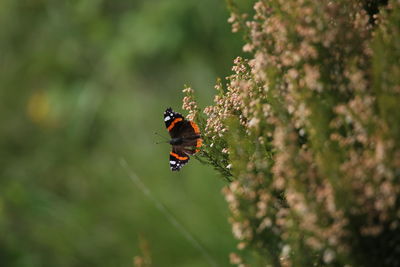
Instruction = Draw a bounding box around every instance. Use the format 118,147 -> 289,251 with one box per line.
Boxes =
184,0 -> 400,266
0,0 -> 243,266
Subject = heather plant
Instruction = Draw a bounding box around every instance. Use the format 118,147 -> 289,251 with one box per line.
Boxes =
182,0 -> 400,266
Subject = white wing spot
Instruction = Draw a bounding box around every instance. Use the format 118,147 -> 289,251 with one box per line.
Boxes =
164,116 -> 171,121
170,160 -> 176,164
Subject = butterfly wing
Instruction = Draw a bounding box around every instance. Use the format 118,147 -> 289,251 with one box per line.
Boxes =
179,121 -> 202,153
164,108 -> 202,171
164,108 -> 185,138
169,147 -> 189,171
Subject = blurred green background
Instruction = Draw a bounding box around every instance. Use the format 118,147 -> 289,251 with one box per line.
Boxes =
0,0 -> 244,266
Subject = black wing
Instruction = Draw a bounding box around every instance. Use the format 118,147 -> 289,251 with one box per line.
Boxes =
169,147 -> 190,171
164,108 -> 185,138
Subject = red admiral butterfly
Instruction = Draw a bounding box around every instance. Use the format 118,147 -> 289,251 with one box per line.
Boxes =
164,107 -> 202,171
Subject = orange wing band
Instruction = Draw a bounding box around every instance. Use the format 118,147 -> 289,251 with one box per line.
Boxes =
195,138 -> 203,152
190,121 -> 200,134
167,118 -> 183,131
191,121 -> 202,152
170,152 -> 189,160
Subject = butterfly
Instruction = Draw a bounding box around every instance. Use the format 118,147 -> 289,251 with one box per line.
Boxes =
164,107 -> 202,171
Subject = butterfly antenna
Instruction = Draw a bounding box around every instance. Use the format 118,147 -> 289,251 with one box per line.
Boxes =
154,132 -> 169,140
154,132 -> 169,144
154,140 -> 169,145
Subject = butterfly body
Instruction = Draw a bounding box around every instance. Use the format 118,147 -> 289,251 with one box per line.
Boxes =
169,135 -> 200,146
164,107 -> 202,171
169,137 -> 183,145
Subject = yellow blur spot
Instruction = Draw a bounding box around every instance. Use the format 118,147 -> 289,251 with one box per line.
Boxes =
27,90 -> 51,126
